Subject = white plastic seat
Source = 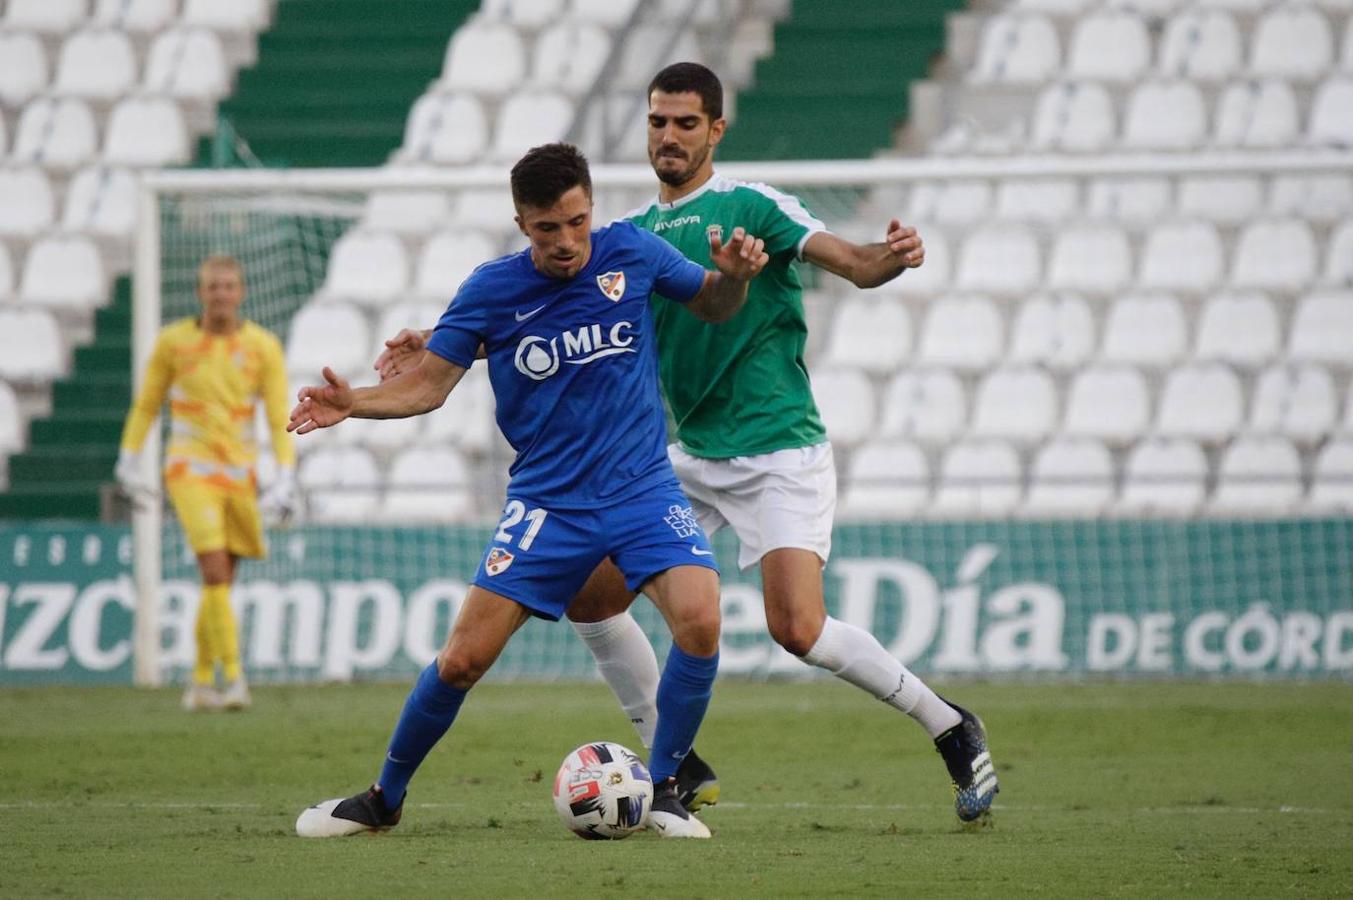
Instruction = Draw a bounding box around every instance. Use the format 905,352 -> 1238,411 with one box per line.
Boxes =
822,297 -> 910,375
879,370 -> 967,445
298,446 -> 381,522
530,22 -> 610,95
1213,80 -> 1300,149
1325,223 -> 1353,286
424,363 -> 498,453
1012,0 -> 1096,13
361,189 -> 451,236
1308,439 -> 1353,512
809,368 -> 875,448
336,410 -> 426,452
1066,12 -> 1151,82
0,32 -> 49,107
1270,175 -> 1353,225
0,243 -> 13,300
442,22 -> 527,97
1231,219 -> 1317,293
1289,290 -> 1353,364
12,97 -> 98,171
373,302 -> 447,364
0,309 -> 64,381
490,92 -> 575,163
54,30 -> 137,101
415,229 -> 499,300
103,96 -> 189,166
1023,438 -> 1113,516
1064,365 -> 1151,444
381,446 -> 474,522
917,295 -> 1003,371
906,181 -> 992,227
970,367 -> 1058,444
399,92 -> 488,164
994,179 -> 1078,224
1159,11 -> 1241,82
1102,292 -> 1187,368
1086,177 -> 1172,225
18,236 -> 104,310
885,226 -> 947,297
0,381 -> 24,454
1046,224 -> 1130,296
570,0 -> 642,27
480,0 -> 567,29
319,231 -> 409,307
1030,81 -> 1114,152
955,226 -> 1040,297
1156,363 -> 1244,441
1194,291 -> 1278,368
1177,176 -> 1262,226
932,441 -> 1022,516
182,0 -> 268,31
94,0 -> 178,33
450,188 -> 518,233
1117,438 -> 1207,514
4,0 -> 88,33
1139,221 -> 1223,294
0,168 -> 55,238
144,28 -> 228,101
1344,14 -> 1353,70
1309,77 -> 1353,147
1250,6 -> 1333,81
1009,293 -> 1094,370
1123,81 -> 1207,150
285,303 -> 371,383
60,166 -> 135,238
1249,364 -> 1337,443
838,441 -> 929,520
971,15 -> 1061,84
612,23 -> 700,91
1210,437 -> 1302,513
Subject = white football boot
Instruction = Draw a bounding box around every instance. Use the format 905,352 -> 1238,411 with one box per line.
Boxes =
181,683 -> 222,712
296,786 -> 402,838
647,778 -> 712,839
221,678 -> 251,710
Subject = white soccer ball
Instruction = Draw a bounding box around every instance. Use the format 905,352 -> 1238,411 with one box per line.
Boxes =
553,741 -> 653,840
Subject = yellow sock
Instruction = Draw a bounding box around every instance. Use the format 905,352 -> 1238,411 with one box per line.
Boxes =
202,584 -> 243,682
192,596 -> 216,686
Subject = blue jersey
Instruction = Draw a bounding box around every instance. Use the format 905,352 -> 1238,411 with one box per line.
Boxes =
427,220 -> 707,508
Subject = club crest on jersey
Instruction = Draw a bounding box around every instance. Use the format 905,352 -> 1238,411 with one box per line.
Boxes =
485,546 -> 515,576
596,271 -> 625,302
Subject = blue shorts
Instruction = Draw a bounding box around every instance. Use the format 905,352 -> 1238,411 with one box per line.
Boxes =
471,482 -> 719,620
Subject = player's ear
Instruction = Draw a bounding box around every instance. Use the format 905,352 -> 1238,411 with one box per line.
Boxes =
513,214 -> 526,236
708,116 -> 727,147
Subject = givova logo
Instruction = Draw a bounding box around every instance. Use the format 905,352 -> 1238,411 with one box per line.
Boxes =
514,321 -> 637,381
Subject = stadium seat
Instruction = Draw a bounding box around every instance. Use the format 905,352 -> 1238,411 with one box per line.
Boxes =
1308,439 -> 1353,513
1177,176 -> 1263,225
0,243 -> 14,300
1023,438 -> 1113,516
1063,365 -> 1151,444
361,189 -> 451,236
1159,10 -> 1242,82
423,363 -> 498,453
994,179 -> 1079,224
1012,0 -> 1097,14
884,225 -> 947,296
931,440 -> 1022,517
0,381 -> 24,454
1249,364 -> 1337,444
144,29 -> 229,101
1122,81 -> 1207,151
338,410 -> 426,452
0,309 -> 64,381
318,231 -> 409,307
12,97 -> 99,171
837,440 -> 928,520
1066,12 -> 1151,82
956,226 -> 1040,297
611,23 -> 701,92
879,369 -> 967,445
1288,290 -> 1353,364
576,92 -> 650,162
480,0 -> 567,30
1344,15 -> 1353,70
970,15 -> 1061,84
810,368 -> 875,448
1232,219 -> 1317,292
1008,292 -> 1094,370
0,168 -> 55,238
1139,220 -> 1223,294
1156,363 -> 1244,442
61,166 -> 136,238
4,0 -> 88,33
1101,292 -> 1188,369
1249,6 -> 1333,81
93,0 -> 178,33
1309,76 -> 1353,147
414,229 -> 500,300
970,367 -> 1058,444
1210,436 -> 1302,514
530,22 -> 611,95
1193,291 -> 1279,368
399,92 -> 489,165
450,188 -> 518,233
297,446 -> 381,523
285,303 -> 371,383
54,30 -> 138,101
1213,80 -> 1300,149
570,0 -> 642,27
381,446 -> 474,522
1046,224 -> 1131,296
1117,438 -> 1207,515
182,0 -> 269,32
1086,177 -> 1171,226
906,181 -> 992,227
441,21 -> 527,97
373,301 -> 447,364
917,294 -> 1003,371
489,92 -> 574,163
1270,174 -> 1353,225
1197,0 -> 1267,12
103,96 -> 189,166
17,235 -> 105,311
1325,222 -> 1353,286
1030,81 -> 1115,153
0,32 -> 49,107
821,296 -> 910,374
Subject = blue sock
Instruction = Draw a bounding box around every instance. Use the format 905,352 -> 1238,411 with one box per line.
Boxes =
377,662 -> 467,807
649,645 -> 718,783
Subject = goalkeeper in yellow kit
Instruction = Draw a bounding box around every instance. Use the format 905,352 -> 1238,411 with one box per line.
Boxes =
116,255 -> 296,711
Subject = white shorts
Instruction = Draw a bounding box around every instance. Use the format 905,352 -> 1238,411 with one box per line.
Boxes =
668,441 -> 836,571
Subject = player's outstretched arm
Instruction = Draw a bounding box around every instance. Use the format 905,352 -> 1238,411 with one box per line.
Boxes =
374,328 -> 432,381
803,219 -> 925,290
289,353 -> 466,435
687,226 -> 770,323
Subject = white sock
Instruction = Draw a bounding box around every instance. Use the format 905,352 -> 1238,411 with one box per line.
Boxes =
571,612 -> 661,748
801,616 -> 961,739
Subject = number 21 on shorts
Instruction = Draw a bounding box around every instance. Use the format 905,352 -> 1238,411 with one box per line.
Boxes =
494,500 -> 549,550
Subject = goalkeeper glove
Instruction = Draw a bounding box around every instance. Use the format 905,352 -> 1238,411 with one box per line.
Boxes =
115,449 -> 156,502
260,465 -> 299,525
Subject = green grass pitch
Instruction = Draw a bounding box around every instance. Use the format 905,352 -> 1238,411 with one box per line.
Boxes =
3,679 -> 1350,898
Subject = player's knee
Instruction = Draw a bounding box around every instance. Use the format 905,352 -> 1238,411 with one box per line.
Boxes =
768,615 -> 822,658
435,649 -> 488,691
672,600 -> 721,657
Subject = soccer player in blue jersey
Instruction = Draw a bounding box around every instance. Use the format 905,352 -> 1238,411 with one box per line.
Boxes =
287,143 -> 769,839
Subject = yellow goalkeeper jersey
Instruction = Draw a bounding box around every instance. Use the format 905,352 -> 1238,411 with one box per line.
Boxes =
120,317 -> 295,478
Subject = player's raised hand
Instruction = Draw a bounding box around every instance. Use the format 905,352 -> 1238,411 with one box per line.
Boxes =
885,219 -> 925,269
288,367 -> 354,434
374,328 -> 428,382
709,226 -> 769,282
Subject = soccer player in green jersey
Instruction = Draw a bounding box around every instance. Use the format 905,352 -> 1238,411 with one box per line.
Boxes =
376,63 -> 998,827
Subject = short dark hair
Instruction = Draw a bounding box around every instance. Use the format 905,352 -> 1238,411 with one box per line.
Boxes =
510,143 -> 592,210
648,62 -> 723,121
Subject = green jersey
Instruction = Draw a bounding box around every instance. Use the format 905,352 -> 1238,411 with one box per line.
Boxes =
627,173 -> 828,459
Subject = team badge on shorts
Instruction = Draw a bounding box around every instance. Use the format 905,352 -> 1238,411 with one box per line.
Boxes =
596,271 -> 626,302
485,546 -> 515,576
